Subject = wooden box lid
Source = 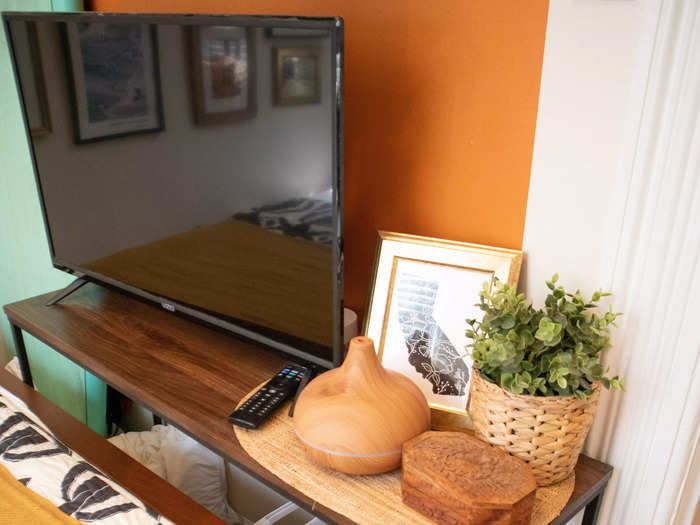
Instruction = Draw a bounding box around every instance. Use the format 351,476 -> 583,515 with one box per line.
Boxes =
402,431 -> 537,524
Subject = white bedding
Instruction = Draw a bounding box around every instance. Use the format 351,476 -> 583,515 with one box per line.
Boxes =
109,425 -> 245,524
0,383 -> 174,524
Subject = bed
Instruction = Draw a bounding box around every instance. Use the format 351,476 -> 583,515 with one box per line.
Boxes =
0,368 -> 224,525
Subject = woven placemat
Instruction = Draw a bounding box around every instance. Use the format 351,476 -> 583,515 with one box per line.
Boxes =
233,385 -> 574,524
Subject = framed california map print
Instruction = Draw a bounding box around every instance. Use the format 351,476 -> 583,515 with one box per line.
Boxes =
364,231 -> 522,430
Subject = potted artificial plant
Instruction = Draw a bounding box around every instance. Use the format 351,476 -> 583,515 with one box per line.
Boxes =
466,274 -> 623,486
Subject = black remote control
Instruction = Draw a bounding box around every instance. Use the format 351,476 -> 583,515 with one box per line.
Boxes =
228,364 -> 309,429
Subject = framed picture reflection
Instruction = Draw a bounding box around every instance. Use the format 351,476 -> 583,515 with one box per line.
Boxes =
64,22 -> 164,143
189,25 -> 256,125
273,46 -> 320,106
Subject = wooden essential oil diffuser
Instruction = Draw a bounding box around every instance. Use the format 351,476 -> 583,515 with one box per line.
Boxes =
293,336 -> 430,475
402,431 -> 537,525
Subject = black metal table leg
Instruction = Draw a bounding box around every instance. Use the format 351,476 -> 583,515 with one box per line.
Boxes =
10,323 -> 33,387
581,490 -> 605,525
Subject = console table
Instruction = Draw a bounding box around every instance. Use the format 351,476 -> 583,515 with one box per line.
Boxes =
4,283 -> 613,524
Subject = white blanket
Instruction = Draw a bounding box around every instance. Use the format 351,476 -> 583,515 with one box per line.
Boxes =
109,425 -> 245,524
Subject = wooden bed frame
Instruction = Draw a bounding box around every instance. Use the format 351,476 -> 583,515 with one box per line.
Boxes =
0,368 -> 224,525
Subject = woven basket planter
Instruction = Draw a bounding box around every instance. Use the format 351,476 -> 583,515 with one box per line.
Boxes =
469,370 -> 601,486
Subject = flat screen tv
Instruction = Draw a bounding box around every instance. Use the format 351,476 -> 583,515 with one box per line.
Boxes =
3,12 -> 344,368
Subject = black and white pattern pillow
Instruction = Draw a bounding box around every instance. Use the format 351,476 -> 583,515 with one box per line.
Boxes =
234,198 -> 333,244
0,387 -> 173,524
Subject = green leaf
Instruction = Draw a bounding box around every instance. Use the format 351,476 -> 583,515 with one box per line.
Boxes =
499,373 -> 515,391
468,274 -> 624,398
500,316 -> 516,330
521,360 -> 535,371
535,317 -> 562,343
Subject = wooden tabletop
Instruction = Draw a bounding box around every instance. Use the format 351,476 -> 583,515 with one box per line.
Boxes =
0,368 -> 224,525
4,284 -> 612,525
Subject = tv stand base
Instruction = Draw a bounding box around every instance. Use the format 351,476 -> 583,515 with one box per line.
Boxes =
45,277 -> 88,306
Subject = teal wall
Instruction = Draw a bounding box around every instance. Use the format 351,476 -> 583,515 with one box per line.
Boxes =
0,0 -> 106,435
51,1 -> 82,10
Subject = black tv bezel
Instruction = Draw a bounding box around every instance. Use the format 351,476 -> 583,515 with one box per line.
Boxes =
3,12 -> 344,369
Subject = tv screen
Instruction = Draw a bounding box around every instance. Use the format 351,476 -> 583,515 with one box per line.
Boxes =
4,13 -> 344,368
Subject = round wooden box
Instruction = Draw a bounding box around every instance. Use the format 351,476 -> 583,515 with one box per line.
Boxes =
293,336 -> 430,475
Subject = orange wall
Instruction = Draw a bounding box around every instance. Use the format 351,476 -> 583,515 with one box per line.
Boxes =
90,0 -> 549,317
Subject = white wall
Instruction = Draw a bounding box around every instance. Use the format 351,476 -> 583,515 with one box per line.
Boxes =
522,0 -> 659,304
20,22 -> 332,264
523,1 -> 699,524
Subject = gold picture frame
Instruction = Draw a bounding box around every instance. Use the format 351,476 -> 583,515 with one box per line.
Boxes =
363,231 -> 522,431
